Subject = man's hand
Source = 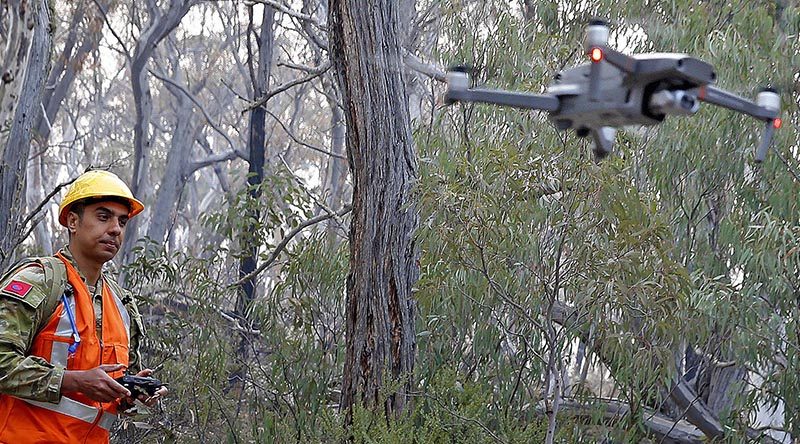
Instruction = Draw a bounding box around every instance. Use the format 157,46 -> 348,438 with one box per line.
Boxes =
120,368 -> 168,411
62,364 -> 130,402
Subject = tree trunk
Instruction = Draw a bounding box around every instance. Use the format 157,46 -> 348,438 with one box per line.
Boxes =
321,73 -> 347,233
329,0 -> 420,420
0,0 -> 52,269
26,152 -> 52,255
120,0 -> 195,267
235,2 -> 274,328
145,73 -> 196,246
33,0 -> 104,146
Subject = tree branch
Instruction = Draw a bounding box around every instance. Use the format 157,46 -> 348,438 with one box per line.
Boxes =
187,150 -> 240,175
20,176 -> 77,230
244,61 -> 330,112
149,69 -> 247,160
91,0 -> 132,61
278,154 -> 347,232
277,60 -> 329,74
247,0 -> 326,30
403,50 -> 446,82
229,205 -> 352,288
265,109 -> 346,160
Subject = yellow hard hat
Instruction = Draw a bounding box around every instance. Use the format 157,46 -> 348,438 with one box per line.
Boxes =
58,170 -> 144,226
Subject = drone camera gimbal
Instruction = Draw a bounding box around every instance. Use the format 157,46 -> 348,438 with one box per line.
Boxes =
445,20 -> 782,161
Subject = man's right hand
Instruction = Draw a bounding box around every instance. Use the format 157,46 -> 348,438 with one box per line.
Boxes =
61,364 -> 131,402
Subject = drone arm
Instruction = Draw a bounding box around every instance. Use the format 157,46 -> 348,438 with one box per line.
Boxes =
584,21 -> 637,101
693,85 -> 778,120
446,86 -> 560,111
692,86 -> 781,162
597,46 -> 639,74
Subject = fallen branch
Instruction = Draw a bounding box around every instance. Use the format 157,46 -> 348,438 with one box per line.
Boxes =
551,301 -> 782,444
548,398 -> 705,444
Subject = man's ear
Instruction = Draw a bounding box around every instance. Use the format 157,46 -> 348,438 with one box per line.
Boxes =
66,212 -> 80,233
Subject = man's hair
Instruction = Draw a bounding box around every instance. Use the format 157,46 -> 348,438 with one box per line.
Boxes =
68,196 -> 132,220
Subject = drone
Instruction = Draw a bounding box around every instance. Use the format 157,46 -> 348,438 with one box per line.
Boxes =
444,20 -> 782,161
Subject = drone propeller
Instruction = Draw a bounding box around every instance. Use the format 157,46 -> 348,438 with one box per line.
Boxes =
585,20 -> 609,101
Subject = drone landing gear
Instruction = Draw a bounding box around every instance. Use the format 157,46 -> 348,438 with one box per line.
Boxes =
591,127 -> 617,160
577,126 -> 617,160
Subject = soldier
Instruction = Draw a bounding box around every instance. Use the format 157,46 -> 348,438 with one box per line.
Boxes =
0,169 -> 166,443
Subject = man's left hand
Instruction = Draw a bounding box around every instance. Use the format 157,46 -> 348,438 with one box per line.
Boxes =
119,368 -> 168,412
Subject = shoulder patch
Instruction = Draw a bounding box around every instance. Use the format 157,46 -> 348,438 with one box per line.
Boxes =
0,262 -> 49,309
2,280 -> 33,298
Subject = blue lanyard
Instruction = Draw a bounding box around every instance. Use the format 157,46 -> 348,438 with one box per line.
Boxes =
61,287 -> 81,355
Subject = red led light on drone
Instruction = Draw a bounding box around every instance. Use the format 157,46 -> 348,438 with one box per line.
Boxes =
590,47 -> 604,62
773,118 -> 782,129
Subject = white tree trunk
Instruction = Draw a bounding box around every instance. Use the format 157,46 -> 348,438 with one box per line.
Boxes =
0,0 -> 52,269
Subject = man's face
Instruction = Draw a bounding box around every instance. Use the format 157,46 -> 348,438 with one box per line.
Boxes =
67,201 -> 130,264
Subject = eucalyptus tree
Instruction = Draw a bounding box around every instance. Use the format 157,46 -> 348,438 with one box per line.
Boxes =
0,0 -> 53,269
234,2 -> 275,369
120,0 -> 198,266
329,0 -> 420,421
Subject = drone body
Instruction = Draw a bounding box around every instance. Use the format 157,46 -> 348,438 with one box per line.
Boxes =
445,21 -> 782,160
547,53 -> 713,129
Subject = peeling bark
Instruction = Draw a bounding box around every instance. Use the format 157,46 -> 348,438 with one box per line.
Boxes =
330,0 -> 419,421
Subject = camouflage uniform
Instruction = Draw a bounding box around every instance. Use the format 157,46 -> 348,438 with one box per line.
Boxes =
0,247 -> 145,403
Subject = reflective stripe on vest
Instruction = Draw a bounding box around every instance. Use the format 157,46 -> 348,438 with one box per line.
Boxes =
18,397 -> 117,431
108,284 -> 130,334
51,291 -> 77,367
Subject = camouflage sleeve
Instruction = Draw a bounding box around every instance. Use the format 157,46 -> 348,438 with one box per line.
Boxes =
0,265 -> 63,403
125,295 -> 145,374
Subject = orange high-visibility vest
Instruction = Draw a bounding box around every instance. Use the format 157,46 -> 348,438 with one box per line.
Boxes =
0,253 -> 132,443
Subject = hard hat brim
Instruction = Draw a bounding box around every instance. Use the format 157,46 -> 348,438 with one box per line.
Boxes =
58,196 -> 144,227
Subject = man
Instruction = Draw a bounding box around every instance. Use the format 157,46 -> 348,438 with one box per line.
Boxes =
0,169 -> 166,443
